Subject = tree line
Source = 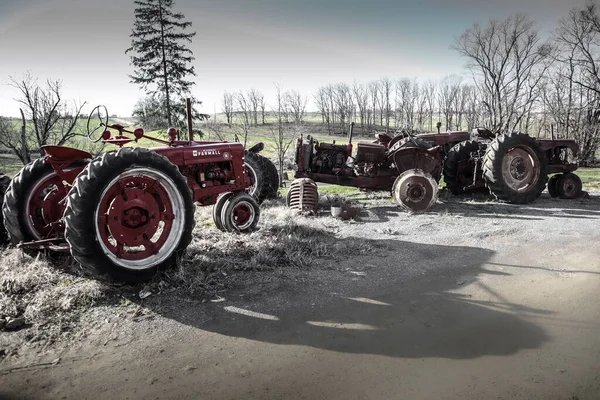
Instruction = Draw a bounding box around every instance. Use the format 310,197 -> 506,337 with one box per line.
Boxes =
218,5 -> 600,164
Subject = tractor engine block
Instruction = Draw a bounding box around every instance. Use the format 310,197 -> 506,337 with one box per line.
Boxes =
183,162 -> 233,188
311,142 -> 350,174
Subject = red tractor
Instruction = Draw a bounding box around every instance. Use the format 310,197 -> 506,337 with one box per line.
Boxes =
292,123 -> 582,212
1,100 -> 278,283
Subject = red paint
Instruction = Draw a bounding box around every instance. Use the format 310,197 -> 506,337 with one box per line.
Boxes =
97,175 -> 174,261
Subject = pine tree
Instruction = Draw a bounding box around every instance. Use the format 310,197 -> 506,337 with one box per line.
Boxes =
126,0 -> 196,126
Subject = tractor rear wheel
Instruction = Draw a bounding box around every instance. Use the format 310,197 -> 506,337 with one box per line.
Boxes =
392,169 -> 438,212
221,192 -> 260,233
547,174 -> 561,198
213,192 -> 234,231
443,140 -> 481,195
556,173 -> 582,199
0,173 -> 10,245
2,158 -> 85,247
244,151 -> 279,203
482,132 -> 547,204
64,148 -> 195,283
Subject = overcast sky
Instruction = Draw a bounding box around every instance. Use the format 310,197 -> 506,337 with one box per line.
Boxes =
0,0 -> 590,117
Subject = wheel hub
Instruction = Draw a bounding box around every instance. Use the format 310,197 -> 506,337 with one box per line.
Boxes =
105,187 -> 160,247
562,179 -> 576,196
406,183 -> 426,203
501,147 -> 539,192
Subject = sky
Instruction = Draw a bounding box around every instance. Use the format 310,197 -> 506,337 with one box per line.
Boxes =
0,0 -> 591,118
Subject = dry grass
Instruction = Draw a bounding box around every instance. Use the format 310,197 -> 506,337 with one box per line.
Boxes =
169,200 -> 373,295
0,200 -> 373,352
0,251 -> 114,326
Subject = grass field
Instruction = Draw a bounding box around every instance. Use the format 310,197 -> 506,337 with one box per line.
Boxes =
1,120 -> 599,194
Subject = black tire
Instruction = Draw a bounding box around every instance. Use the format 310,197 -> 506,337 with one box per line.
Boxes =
443,140 -> 481,195
547,174 -> 562,198
213,192 -> 234,231
64,148 -> 195,283
556,173 -> 582,199
221,192 -> 260,233
482,132 -> 548,204
244,151 -> 279,203
2,158 -> 86,246
0,173 -> 11,245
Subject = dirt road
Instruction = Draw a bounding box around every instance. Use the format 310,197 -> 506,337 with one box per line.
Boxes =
1,194 -> 600,399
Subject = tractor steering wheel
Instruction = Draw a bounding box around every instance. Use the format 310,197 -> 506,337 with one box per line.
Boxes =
87,105 -> 109,142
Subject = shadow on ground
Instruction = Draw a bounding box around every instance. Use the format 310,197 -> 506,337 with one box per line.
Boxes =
438,192 -> 600,221
136,230 -> 549,360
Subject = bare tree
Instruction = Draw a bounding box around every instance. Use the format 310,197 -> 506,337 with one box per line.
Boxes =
453,14 -> 554,133
258,91 -> 266,124
454,82 -> 471,130
333,83 -> 354,132
286,89 -> 307,124
379,78 -> 393,132
315,86 -> 332,133
236,91 -> 251,127
423,80 -> 437,131
438,75 -> 462,131
0,113 -> 30,164
552,3 -> 600,162
9,73 -> 85,158
247,88 -> 262,126
352,82 -> 369,133
396,78 -> 418,131
222,92 -> 235,125
271,84 -> 296,185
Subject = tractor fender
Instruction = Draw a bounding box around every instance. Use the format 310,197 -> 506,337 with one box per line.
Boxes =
41,145 -> 92,162
246,142 -> 265,154
392,147 -> 442,181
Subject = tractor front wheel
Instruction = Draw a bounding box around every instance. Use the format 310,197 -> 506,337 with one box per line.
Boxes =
392,170 -> 438,212
556,173 -> 582,199
547,174 -> 562,198
221,192 -> 260,233
213,192 -> 234,231
64,148 -> 195,283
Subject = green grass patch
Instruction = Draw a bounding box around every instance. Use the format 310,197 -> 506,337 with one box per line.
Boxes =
573,167 -> 600,192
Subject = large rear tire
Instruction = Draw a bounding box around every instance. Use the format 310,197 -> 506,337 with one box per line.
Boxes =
0,173 -> 10,245
443,140 -> 481,195
64,148 -> 195,283
482,133 -> 547,204
2,158 -> 85,246
244,151 -> 279,203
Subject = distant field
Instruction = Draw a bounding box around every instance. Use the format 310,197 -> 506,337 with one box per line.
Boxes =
1,119 -> 599,196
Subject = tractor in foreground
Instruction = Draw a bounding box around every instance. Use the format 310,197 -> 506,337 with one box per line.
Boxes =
1,99 -> 278,283
292,123 -> 582,212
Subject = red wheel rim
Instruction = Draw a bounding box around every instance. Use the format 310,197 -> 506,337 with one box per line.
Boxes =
26,174 -> 68,239
94,168 -> 185,269
226,199 -> 256,231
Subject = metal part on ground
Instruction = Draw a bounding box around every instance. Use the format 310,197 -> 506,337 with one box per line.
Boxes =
286,178 -> 319,215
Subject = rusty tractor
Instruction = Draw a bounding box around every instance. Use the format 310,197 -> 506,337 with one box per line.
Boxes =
292,124 -> 581,212
419,128 -> 580,202
293,123 -> 443,212
1,99 -> 278,283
